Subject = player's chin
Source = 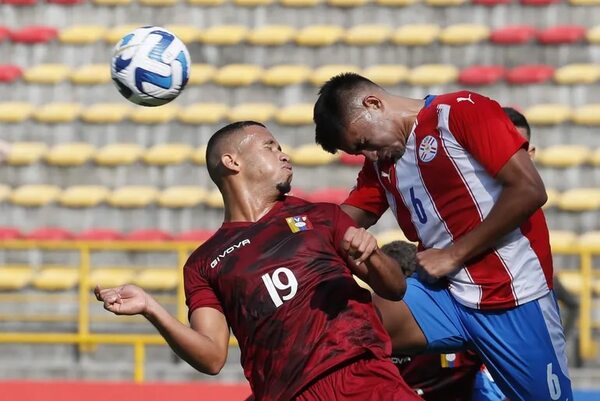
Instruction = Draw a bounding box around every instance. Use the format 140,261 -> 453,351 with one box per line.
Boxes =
276,181 -> 292,196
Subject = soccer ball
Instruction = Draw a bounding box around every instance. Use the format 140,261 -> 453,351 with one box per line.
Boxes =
111,26 -> 191,107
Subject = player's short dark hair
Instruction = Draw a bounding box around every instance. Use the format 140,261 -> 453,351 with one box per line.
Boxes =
380,240 -> 417,277
503,107 -> 531,141
206,121 -> 266,186
314,73 -> 380,154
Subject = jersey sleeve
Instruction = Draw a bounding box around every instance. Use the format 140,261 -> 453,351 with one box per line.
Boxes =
448,92 -> 527,177
183,255 -> 224,319
332,204 -> 358,257
342,160 -> 389,217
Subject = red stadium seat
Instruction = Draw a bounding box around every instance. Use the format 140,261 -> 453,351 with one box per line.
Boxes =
520,0 -> 559,5
46,0 -> 84,3
472,0 -> 512,5
10,26 -> 58,44
459,65 -> 506,85
0,27 -> 11,42
307,188 -> 350,204
490,25 -> 537,45
339,152 -> 365,166
76,229 -> 123,241
537,25 -> 586,45
174,230 -> 215,242
26,227 -> 73,240
506,64 -> 555,84
125,229 -> 173,241
0,226 -> 22,240
4,0 -> 37,5
0,65 -> 23,83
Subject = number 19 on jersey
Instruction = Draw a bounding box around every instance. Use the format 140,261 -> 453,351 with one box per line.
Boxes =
262,267 -> 298,307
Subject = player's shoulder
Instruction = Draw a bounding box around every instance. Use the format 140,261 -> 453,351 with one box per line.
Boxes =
429,91 -> 494,109
283,195 -> 344,220
185,229 -> 225,268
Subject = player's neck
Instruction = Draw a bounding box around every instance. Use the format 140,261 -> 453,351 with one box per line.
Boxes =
222,185 -> 280,223
389,96 -> 425,140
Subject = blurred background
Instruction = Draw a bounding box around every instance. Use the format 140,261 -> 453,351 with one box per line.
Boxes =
0,0 -> 599,399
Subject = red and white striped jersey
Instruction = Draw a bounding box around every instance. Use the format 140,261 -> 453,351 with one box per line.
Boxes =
344,91 -> 553,310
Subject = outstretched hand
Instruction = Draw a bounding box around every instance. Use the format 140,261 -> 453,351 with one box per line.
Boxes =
94,284 -> 149,316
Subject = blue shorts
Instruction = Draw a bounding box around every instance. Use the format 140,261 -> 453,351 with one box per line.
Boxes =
403,277 -> 573,401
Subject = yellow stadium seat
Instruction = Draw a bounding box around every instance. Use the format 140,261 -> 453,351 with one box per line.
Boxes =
235,0 -> 274,5
140,0 -> 177,5
591,148 -> 600,166
292,144 -> 339,166
295,25 -> 345,47
344,25 -> 392,46
45,143 -> 95,167
248,25 -> 296,46
59,25 -> 107,45
70,64 -> 111,85
543,188 -> 561,209
376,229 -> 410,246
573,0 -> 600,6
10,185 -> 61,207
554,64 -> 600,85
439,24 -> 490,45
108,186 -> 159,208
205,189 -> 224,208
104,24 -> 141,44
227,103 -> 277,122
558,188 -> 600,212
392,24 -> 440,46
129,105 -> 179,124
280,0 -> 321,5
90,267 -> 136,288
579,231 -> 600,249
178,103 -> 228,124
537,145 -> 591,168
158,186 -> 207,208
134,268 -> 179,291
191,145 -> 207,165
425,0 -> 465,5
275,104 -> 314,126
33,103 -> 82,124
33,267 -> 79,291
549,230 -> 578,250
213,64 -> 263,87
188,64 -> 216,85
164,24 -> 202,44
524,104 -> 572,126
24,64 -> 71,84
573,104 -> 600,125
200,25 -> 248,45
586,25 -> 600,43
143,143 -> 193,166
261,65 -> 311,86
309,64 -> 362,86
0,185 -> 10,203
6,142 -> 47,166
59,186 -> 110,208
0,102 -> 33,123
363,65 -> 409,86
408,64 -> 458,86
188,0 -> 225,5
81,103 -> 131,124
327,0 -> 368,7
0,266 -> 32,290
375,0 -> 418,5
95,144 -> 144,166
555,268 -> 600,296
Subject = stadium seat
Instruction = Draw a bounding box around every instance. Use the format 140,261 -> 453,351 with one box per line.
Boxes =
94,0 -> 133,5
439,24 -> 490,45
572,0 -> 600,4
47,0 -> 84,4
23,64 -> 71,84
76,228 -> 123,241
327,0 -> 368,6
425,0 -> 466,6
375,0 -> 418,5
0,65 -> 23,83
295,25 -> 344,47
10,185 -> 61,207
143,144 -> 193,166
362,65 -> 409,86
586,25 -> 600,43
0,227 -> 22,240
544,188 -> 561,209
490,25 -> 537,44
94,143 -> 143,166
227,103 -> 277,122
557,188 -> 600,212
140,0 -> 178,6
90,268 -> 136,288
5,142 -> 48,166
537,25 -> 586,45
279,0 -> 321,6
261,65 -> 311,86
375,229 -> 410,246
59,25 -> 107,44
344,25 -> 392,46
129,105 -> 179,124
191,145 -> 207,165
339,153 -> 365,166
309,65 -> 362,86
33,103 -> 82,124
32,267 -> 79,291
163,25 -> 202,44
178,103 -> 228,124
472,0 -> 512,4
134,268 -> 179,291
0,184 -> 10,203
0,266 -> 32,291
247,26 -> 296,46
125,229 -> 173,241
537,145 -> 591,167
58,186 -> 110,208
275,104 -> 314,126
307,188 -> 349,204
187,0 -> 225,5
10,26 -> 58,44
70,65 -> 111,85
158,186 -> 207,208
205,189 -> 224,208
45,143 -> 95,166
0,27 -> 9,43
408,64 -> 458,86
548,230 -> 578,249
108,186 -> 159,208
292,144 -> 339,165
200,25 -> 248,46
104,24 -> 141,44
579,231 -> 600,249
234,0 -> 274,5
26,227 -> 73,240
174,229 -> 215,242
391,24 -> 440,46
524,104 -> 572,125
81,103 -> 130,123
213,64 -> 263,87
188,64 -> 217,85
0,102 -> 33,123
458,65 -> 506,85
4,0 -> 37,5
506,64 -> 555,84
554,64 -> 600,85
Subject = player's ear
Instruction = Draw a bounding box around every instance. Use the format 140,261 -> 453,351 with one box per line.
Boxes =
528,145 -> 536,161
221,153 -> 241,173
363,95 -> 382,111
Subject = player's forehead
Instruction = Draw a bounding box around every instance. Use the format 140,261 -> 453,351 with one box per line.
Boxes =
240,125 -> 280,148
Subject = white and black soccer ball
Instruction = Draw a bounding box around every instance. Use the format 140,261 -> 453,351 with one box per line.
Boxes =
111,26 -> 191,107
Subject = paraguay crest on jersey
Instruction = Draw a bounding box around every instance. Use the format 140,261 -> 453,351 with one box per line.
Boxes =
286,215 -> 313,233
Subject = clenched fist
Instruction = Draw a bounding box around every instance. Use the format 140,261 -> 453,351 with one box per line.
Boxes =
94,284 -> 149,316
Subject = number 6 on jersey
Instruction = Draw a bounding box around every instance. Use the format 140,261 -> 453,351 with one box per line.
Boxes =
262,267 -> 298,307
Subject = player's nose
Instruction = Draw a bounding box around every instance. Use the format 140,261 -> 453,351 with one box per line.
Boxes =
361,150 -> 378,162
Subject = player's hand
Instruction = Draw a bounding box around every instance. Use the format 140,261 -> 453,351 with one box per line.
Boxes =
342,227 -> 378,268
94,284 -> 149,316
416,248 -> 461,280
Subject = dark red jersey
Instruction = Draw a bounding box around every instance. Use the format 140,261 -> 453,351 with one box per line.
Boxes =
184,196 -> 392,401
393,351 -> 481,401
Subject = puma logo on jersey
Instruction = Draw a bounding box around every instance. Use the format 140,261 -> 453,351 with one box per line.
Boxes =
381,171 -> 390,180
457,93 -> 474,104
211,239 -> 251,269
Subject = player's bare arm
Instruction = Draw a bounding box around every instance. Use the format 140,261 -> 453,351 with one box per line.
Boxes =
418,148 -> 547,278
341,204 -> 380,229
94,284 -> 229,375
342,227 -> 406,300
